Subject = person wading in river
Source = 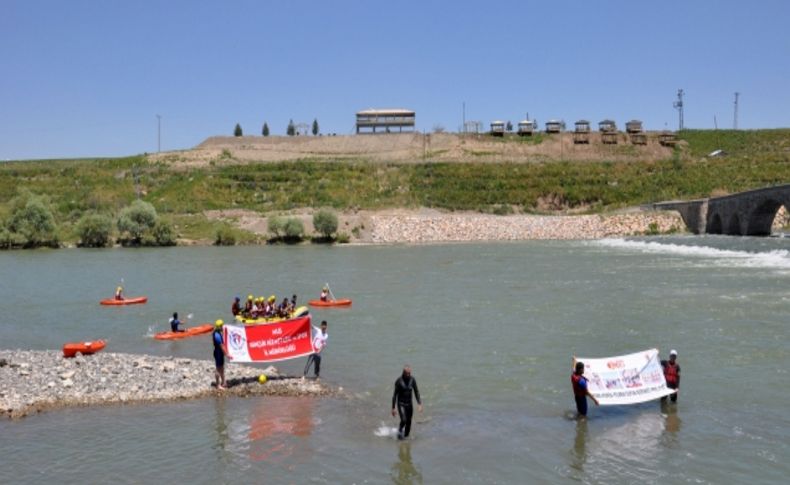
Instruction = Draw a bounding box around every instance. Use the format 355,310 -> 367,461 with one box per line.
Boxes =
571,360 -> 599,418
391,365 -> 423,440
661,350 -> 681,403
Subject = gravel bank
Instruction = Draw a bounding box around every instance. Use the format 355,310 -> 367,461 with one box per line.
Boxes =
369,212 -> 684,244
0,350 -> 335,419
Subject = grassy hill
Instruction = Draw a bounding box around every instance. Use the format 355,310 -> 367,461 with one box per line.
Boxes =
1,129 -> 789,244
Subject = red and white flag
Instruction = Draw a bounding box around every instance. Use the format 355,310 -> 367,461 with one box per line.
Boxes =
224,315 -> 314,363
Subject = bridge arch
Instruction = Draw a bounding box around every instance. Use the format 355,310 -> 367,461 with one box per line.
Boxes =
709,213 -> 723,234
746,199 -> 783,236
727,213 -> 742,235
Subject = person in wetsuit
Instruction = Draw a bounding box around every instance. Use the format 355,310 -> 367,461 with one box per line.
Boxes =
213,319 -> 230,390
391,365 -> 423,440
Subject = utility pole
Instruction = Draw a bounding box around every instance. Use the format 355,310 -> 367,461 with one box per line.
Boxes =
733,92 -> 740,130
673,89 -> 684,131
462,102 -> 466,134
156,114 -> 162,153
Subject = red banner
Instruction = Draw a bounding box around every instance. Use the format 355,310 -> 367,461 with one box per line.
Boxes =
224,315 -> 314,363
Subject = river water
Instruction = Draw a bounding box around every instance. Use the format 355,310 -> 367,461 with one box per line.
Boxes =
1,238 -> 788,484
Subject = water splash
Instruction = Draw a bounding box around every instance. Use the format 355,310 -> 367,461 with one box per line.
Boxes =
145,325 -> 157,338
594,238 -> 790,269
374,422 -> 399,438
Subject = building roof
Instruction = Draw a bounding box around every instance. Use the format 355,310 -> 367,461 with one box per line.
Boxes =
490,120 -> 505,125
575,120 -> 590,124
599,119 -> 616,124
356,109 -> 415,116
518,120 -> 535,125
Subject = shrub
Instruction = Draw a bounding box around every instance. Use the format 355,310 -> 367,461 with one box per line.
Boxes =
336,232 -> 350,244
267,216 -> 284,238
0,226 -> 11,249
214,225 -> 237,246
77,213 -> 113,247
312,209 -> 338,239
117,199 -> 158,245
283,217 -> 304,240
152,220 -> 176,246
492,204 -> 514,215
6,193 -> 58,248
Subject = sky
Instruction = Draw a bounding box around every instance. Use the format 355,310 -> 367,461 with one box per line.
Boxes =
1,0 -> 789,160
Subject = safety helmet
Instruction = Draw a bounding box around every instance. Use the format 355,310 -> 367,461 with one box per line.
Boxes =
248,294 -> 253,300
269,295 -> 276,302
215,319 -> 224,327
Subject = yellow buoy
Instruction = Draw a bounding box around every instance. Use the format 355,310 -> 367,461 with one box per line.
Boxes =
258,374 -> 267,384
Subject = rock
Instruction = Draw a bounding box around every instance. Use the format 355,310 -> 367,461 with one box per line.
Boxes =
59,371 -> 76,380
62,379 -> 74,388
0,358 -> 8,367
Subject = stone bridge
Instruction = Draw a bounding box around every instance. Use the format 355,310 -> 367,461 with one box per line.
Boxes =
652,184 -> 790,235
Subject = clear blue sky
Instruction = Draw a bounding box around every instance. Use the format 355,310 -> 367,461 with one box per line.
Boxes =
2,0 -> 789,160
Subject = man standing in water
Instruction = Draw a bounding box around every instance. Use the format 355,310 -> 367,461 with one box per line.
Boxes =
661,349 -> 681,403
571,361 -> 599,418
391,365 -> 423,440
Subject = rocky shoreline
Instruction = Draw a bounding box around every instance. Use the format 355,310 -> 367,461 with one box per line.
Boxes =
0,350 -> 336,419
367,211 -> 684,244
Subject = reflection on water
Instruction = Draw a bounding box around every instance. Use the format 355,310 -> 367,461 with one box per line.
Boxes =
660,401 -> 682,448
391,441 -> 422,485
570,418 -> 588,474
248,397 -> 315,465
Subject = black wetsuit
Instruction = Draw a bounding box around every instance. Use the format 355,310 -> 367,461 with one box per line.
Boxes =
392,374 -> 421,439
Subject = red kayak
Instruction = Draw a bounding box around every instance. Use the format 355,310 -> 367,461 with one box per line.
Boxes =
308,299 -> 352,307
100,297 -> 148,306
154,324 -> 213,340
63,340 -> 107,358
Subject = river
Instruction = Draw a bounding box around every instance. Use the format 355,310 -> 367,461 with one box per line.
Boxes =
1,237 -> 788,483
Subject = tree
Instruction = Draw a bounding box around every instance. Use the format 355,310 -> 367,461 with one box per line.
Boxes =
262,122 -> 270,137
312,118 -> 319,136
506,121 -> 513,132
117,199 -> 158,245
283,217 -> 304,240
151,220 -> 176,246
312,209 -> 338,239
234,123 -> 243,137
267,216 -> 284,239
77,213 -> 113,247
6,192 -> 58,248
287,119 -> 295,136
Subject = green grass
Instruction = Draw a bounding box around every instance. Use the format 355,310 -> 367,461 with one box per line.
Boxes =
1,129 -> 789,244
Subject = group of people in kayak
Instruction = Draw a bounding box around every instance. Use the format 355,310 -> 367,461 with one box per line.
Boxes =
231,294 -> 298,319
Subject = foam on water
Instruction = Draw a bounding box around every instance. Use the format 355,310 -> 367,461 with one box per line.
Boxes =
594,238 -> 790,269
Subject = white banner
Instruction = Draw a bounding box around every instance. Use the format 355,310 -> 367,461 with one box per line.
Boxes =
574,348 -> 676,405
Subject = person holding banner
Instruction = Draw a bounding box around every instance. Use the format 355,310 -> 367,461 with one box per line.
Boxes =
213,319 -> 230,390
660,350 -> 681,403
303,320 -> 328,379
571,361 -> 599,418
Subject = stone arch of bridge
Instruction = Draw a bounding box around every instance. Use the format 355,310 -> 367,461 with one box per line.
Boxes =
746,198 -> 785,236
709,212 -> 723,234
727,213 -> 742,235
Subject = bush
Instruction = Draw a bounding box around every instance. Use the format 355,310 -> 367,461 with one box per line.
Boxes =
214,225 -> 237,246
336,232 -> 350,244
0,226 -> 12,249
312,209 -> 338,238
283,217 -> 305,240
6,193 -> 58,248
152,220 -> 176,246
267,216 -> 284,239
117,200 -> 158,245
77,213 -> 113,247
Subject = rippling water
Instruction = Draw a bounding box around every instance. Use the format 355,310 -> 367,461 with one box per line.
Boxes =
1,237 -> 789,483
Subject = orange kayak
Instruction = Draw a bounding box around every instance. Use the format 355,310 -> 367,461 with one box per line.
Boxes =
63,340 -> 107,358
154,324 -> 213,340
100,297 -> 148,306
308,299 -> 352,307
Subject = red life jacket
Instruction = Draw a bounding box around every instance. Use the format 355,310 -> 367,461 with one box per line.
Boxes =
664,362 -> 679,386
571,374 -> 586,397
